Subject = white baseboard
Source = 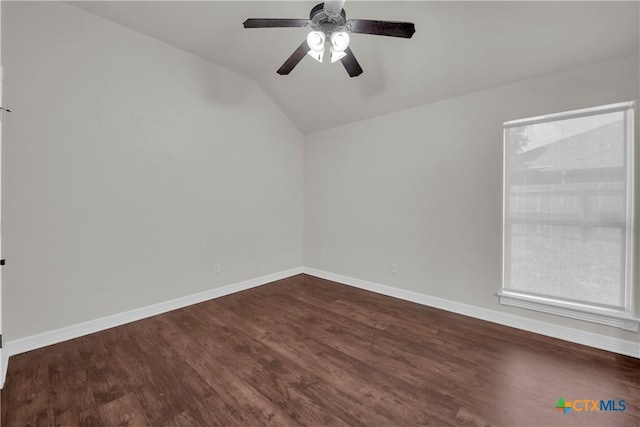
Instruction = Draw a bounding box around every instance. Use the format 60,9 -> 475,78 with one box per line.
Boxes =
0,267 -> 303,388
302,267 -> 640,359
0,349 -> 4,391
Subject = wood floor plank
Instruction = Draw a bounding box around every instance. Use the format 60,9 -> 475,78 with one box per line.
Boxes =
2,274 -> 640,426
207,303 -> 404,423
208,299 -> 454,425
164,305 -> 352,426
193,304 -> 401,426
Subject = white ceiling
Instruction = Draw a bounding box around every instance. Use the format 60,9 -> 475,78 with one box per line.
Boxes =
70,1 -> 639,132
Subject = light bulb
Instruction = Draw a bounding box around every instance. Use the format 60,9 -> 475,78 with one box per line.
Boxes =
330,31 -> 350,52
306,31 -> 325,51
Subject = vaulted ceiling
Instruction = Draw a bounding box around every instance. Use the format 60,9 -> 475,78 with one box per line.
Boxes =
70,1 -> 639,132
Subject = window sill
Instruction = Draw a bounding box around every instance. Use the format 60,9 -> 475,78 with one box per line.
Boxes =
498,292 -> 639,332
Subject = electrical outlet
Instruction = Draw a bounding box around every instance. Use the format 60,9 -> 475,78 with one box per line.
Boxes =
321,251 -> 327,260
213,264 -> 221,274
390,263 -> 397,274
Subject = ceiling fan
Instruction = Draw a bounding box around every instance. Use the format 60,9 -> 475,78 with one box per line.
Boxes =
243,0 -> 416,77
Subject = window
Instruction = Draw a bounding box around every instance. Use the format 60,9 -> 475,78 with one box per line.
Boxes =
500,102 -> 638,331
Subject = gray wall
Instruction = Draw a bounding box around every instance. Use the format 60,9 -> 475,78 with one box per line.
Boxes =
304,54 -> 640,342
2,2 -> 303,340
2,1 -> 638,348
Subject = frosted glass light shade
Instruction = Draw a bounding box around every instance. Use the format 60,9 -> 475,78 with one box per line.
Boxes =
307,49 -> 324,63
307,31 -> 326,63
330,48 -> 346,63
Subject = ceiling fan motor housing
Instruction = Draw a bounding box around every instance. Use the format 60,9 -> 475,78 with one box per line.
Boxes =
310,3 -> 347,34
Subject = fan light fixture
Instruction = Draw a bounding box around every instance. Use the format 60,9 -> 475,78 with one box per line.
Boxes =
330,31 -> 349,63
243,1 -> 416,77
306,31 -> 325,62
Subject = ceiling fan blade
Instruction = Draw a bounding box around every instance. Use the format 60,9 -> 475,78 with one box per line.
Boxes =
243,18 -> 310,28
340,47 -> 363,77
348,19 -> 416,38
277,41 -> 309,75
323,0 -> 346,15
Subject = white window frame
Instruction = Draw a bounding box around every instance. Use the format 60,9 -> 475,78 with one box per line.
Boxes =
499,101 -> 638,332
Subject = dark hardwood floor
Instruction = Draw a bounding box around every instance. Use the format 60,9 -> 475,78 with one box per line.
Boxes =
2,274 -> 640,426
